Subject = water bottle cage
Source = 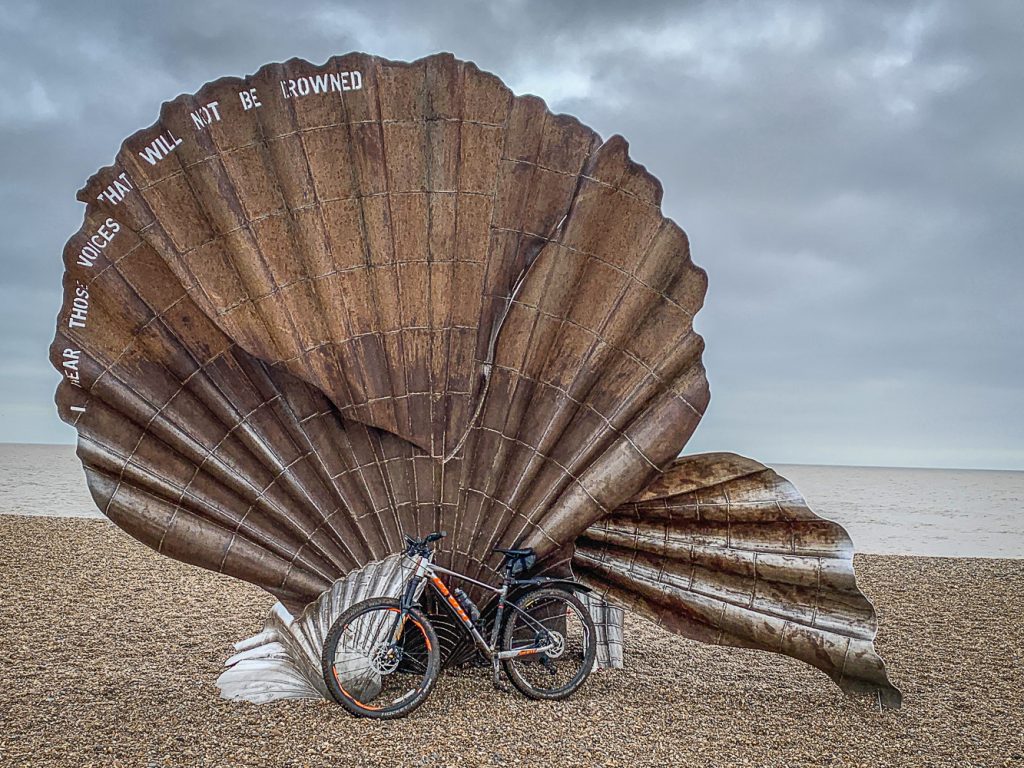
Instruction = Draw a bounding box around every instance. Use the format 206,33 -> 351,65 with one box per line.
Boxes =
452,587 -> 482,625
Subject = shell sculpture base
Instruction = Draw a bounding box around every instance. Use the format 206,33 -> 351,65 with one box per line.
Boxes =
217,553 -> 413,704
50,52 -> 900,711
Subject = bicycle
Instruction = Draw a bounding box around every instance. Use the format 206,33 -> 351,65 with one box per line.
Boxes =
320,531 -> 597,719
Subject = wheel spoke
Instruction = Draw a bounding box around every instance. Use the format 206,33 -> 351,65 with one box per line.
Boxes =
323,599 -> 439,718
502,589 -> 596,700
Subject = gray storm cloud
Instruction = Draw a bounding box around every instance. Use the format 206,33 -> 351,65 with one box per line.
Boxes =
1,0 -> 1020,468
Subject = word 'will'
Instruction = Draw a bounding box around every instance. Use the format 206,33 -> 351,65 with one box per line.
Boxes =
139,130 -> 183,166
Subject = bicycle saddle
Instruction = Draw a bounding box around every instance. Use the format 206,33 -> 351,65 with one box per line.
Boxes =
493,546 -> 534,559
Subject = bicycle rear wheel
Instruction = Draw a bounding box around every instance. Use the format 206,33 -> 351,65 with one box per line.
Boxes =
501,587 -> 597,700
321,597 -> 440,719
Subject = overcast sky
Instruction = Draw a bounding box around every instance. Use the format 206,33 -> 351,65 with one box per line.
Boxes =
1,0 -> 1020,469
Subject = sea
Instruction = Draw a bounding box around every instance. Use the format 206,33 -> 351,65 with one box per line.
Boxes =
0,443 -> 1020,558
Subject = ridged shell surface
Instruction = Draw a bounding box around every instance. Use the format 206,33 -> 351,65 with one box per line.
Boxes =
217,553 -> 413,703
51,52 -> 709,609
51,51 -> 899,707
574,453 -> 902,707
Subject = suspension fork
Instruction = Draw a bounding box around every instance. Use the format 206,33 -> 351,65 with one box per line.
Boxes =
391,554 -> 433,642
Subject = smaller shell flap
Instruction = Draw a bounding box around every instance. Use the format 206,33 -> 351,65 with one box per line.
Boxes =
575,453 -> 901,708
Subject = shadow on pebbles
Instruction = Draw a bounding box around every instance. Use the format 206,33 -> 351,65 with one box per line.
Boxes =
1,516 -> 1021,767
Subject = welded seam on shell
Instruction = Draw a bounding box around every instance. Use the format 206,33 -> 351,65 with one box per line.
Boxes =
435,59 -> 467,532
312,419 -> 404,549
144,209 -> 684,327
138,103 -> 293,363
578,545 -> 858,632
503,214 -> 672,524
260,380 -> 378,572
72,239 -> 145,290
458,115 -> 554,565
491,226 -> 699,320
580,524 -> 850,570
502,290 -> 702,393
330,57 -> 408,554
810,555 -> 823,628
266,59 -> 387,566
87,339 -> 353,576
154,386 -> 301,549
488,351 -> 703,432
575,546 -> 862,641
372,56 -> 416,453
195,284 -> 364,577
210,387 -> 375,572
396,59 -> 432,535
367,56 -> 419,549
226,448 -> 344,577
92,307 -> 217,522
422,60 -> 438,465
172,414 -> 342,578
837,637 -> 853,689
87,441 -> 335,584
445,77 -> 515,581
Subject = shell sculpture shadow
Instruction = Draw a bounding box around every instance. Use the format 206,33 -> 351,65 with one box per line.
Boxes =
50,52 -> 901,709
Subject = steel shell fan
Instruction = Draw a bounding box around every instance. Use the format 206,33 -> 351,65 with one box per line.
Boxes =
50,52 -> 900,709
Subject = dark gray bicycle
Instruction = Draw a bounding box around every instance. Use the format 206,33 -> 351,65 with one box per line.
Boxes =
320,531 -> 597,719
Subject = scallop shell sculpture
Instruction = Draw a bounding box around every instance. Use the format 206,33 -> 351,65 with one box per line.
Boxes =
50,52 -> 900,709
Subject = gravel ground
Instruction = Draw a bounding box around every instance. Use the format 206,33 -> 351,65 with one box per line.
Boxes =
1,516 -> 1021,768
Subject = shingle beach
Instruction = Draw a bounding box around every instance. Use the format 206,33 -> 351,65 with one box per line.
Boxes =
1,516 -> 1021,767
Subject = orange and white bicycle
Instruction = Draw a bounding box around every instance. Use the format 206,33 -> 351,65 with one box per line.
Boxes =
320,531 -> 597,719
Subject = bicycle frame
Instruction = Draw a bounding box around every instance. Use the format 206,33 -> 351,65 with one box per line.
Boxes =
399,552 -> 556,661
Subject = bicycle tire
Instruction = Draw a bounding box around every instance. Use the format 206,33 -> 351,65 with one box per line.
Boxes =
500,586 -> 597,701
321,597 -> 440,719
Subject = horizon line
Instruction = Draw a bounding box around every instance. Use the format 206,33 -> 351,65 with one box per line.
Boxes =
2,440 -> 1019,474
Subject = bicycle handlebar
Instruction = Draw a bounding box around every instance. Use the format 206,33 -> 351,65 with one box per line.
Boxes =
403,530 -> 447,554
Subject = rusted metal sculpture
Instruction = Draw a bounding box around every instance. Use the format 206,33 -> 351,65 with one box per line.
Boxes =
49,52 -> 900,709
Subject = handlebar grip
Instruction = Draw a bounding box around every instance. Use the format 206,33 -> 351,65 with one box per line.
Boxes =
425,530 -> 447,543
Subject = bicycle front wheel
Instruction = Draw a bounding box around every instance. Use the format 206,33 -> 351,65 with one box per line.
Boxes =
501,587 -> 597,701
321,597 -> 440,719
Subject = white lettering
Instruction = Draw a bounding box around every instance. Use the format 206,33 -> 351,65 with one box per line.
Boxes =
77,218 -> 120,267
138,130 -> 183,166
279,71 -> 363,100
96,172 -> 134,206
190,101 -> 222,130
310,73 -> 329,94
68,282 -> 90,330
62,348 -> 82,387
239,88 -> 262,110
